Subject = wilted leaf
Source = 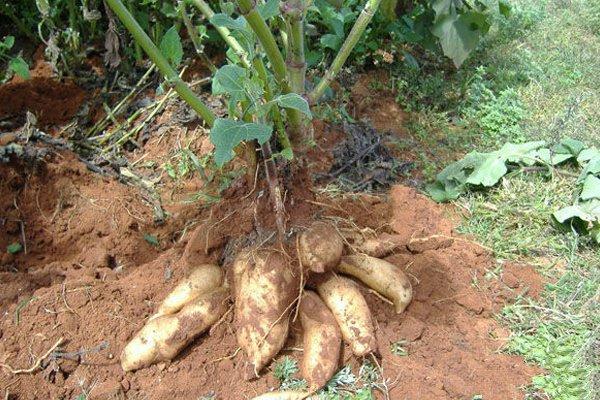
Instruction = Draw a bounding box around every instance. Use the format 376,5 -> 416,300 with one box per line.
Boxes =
160,26 -> 183,67
210,118 -> 272,166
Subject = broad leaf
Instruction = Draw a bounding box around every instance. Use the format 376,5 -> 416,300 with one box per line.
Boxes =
8,57 -> 30,80
431,12 -> 483,67
212,65 -> 248,99
580,175 -> 600,201
577,147 -> 600,165
466,155 -> 507,186
320,34 -> 343,51
271,93 -> 312,118
210,13 -> 246,30
210,119 -> 273,166
258,0 -> 280,19
160,26 -> 183,67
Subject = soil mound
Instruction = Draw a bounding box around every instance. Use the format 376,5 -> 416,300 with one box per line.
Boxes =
0,78 -> 85,127
0,151 -> 542,399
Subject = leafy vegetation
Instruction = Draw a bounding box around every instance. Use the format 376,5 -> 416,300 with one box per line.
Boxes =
380,0 -> 599,398
0,35 -> 29,81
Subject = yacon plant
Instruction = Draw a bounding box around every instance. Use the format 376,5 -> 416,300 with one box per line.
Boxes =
106,0 -> 414,395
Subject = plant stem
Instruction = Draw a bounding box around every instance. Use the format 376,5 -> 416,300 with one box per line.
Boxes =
236,0 -> 303,141
126,0 -> 143,61
284,1 -> 307,95
179,0 -> 217,73
308,0 -> 383,103
187,0 -> 251,67
254,58 -> 293,158
105,0 -> 216,126
261,141 -> 286,239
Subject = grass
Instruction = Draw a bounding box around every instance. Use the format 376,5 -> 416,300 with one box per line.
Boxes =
389,0 -> 600,398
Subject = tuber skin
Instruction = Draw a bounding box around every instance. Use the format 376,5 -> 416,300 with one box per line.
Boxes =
121,286 -> 229,371
353,233 -> 405,258
299,291 -> 342,392
298,222 -> 344,273
233,248 -> 300,379
316,274 -> 377,357
154,264 -> 223,318
336,254 -> 413,314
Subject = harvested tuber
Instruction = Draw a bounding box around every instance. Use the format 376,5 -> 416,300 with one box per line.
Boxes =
121,286 -> 229,371
233,248 -> 300,378
298,222 -> 343,273
299,291 -> 342,392
154,264 -> 223,318
316,274 -> 377,356
336,254 -> 412,314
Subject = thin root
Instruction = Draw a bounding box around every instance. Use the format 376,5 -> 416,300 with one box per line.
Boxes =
0,337 -> 64,374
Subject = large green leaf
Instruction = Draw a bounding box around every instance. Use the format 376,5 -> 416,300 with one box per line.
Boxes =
580,175 -> 600,201
431,12 -> 483,67
212,65 -> 248,99
271,93 -> 312,118
160,26 -> 183,67
210,119 -> 273,166
465,156 -> 507,187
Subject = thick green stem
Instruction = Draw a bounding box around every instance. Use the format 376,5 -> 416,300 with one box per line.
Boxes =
284,1 -> 307,95
187,0 -> 250,67
105,0 -> 216,126
308,0 -> 383,103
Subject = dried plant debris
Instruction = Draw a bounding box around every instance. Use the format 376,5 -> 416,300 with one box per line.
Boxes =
320,122 -> 411,192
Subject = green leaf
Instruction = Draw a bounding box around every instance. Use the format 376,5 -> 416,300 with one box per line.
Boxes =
580,175 -> 600,201
465,155 -> 507,186
1,35 -> 15,50
9,57 -> 30,80
271,93 -> 312,118
280,147 -> 294,160
432,0 -> 453,20
577,156 -> 600,183
431,12 -> 483,67
320,34 -> 343,51
577,147 -> 600,165
498,0 -> 511,17
212,64 -> 248,99
160,26 -> 183,67
144,233 -> 160,247
7,242 -> 22,254
258,0 -> 280,19
210,118 -> 273,166
210,14 -> 246,30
